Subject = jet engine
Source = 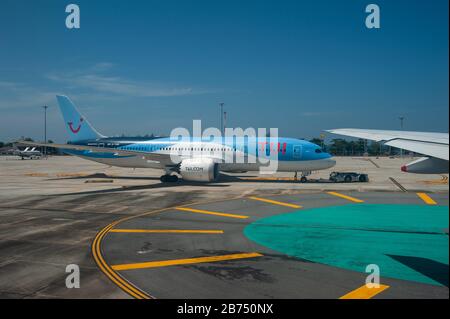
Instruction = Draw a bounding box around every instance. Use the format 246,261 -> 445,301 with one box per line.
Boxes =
179,158 -> 219,182
401,157 -> 449,174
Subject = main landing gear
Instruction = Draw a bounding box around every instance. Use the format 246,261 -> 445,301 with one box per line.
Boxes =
160,174 -> 179,183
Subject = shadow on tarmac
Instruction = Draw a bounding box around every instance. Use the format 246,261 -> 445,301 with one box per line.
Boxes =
387,254 -> 449,287
51,172 -> 337,196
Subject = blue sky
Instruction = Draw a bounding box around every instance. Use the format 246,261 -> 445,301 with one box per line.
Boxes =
0,0 -> 448,142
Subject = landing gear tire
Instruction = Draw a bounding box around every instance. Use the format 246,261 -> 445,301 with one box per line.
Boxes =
160,175 -> 179,183
300,176 -> 308,183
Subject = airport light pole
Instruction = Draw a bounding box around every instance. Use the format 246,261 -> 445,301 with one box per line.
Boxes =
42,105 -> 48,158
219,102 -> 225,136
399,116 -> 405,130
223,111 -> 227,134
320,133 -> 325,150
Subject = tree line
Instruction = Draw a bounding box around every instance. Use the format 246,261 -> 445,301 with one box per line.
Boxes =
309,138 -> 403,156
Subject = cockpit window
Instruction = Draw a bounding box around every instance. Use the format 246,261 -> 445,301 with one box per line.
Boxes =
315,149 -> 322,153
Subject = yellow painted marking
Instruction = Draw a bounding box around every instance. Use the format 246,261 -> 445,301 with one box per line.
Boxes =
417,193 -> 437,205
421,175 -> 448,185
112,252 -> 263,271
91,197 -> 244,299
327,191 -> 364,203
92,223 -> 150,299
248,196 -> 302,209
340,284 -> 390,299
175,207 -> 249,219
56,172 -> 88,177
109,229 -> 224,234
25,173 -> 49,177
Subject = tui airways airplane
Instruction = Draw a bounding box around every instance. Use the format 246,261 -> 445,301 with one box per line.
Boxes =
21,95 -> 336,182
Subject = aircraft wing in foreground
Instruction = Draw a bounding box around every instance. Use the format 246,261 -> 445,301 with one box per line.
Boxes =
326,128 -> 449,174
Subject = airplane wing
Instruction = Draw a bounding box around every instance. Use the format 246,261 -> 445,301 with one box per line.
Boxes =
17,141 -> 227,165
18,141 -> 172,163
326,129 -> 449,161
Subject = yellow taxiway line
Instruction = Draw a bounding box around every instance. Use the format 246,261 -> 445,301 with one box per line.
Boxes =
340,284 -> 390,299
109,229 -> 224,234
327,191 -> 364,203
248,196 -> 302,209
416,193 -> 437,205
175,207 -> 249,219
111,252 -> 263,271
421,175 -> 448,185
92,222 -> 151,299
91,196 -> 245,299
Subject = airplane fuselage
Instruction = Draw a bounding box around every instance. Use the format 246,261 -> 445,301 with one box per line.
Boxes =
64,136 -> 336,173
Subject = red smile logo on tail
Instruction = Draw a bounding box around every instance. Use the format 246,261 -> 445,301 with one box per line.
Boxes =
68,117 -> 84,133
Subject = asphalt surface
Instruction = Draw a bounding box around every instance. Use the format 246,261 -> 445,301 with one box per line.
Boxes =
0,156 -> 448,298
99,192 -> 449,299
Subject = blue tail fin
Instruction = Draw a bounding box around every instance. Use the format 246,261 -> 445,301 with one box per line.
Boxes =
56,95 -> 104,142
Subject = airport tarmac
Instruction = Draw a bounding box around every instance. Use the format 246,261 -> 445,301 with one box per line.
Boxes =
0,155 -> 448,298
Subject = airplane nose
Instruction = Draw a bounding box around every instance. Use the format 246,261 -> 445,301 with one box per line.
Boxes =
325,159 -> 336,169
319,156 -> 336,169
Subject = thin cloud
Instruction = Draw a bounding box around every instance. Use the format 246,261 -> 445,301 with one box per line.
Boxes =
46,63 -> 215,97
0,63 -> 218,110
90,62 -> 115,72
48,73 -> 194,97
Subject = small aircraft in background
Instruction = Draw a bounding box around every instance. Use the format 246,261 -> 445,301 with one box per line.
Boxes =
14,146 -> 43,160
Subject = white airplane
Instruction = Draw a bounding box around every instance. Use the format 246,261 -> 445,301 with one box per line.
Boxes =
327,128 -> 449,174
14,146 -> 42,160
19,95 -> 336,182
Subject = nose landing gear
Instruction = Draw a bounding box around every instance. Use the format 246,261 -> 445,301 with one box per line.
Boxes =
295,171 -> 311,183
